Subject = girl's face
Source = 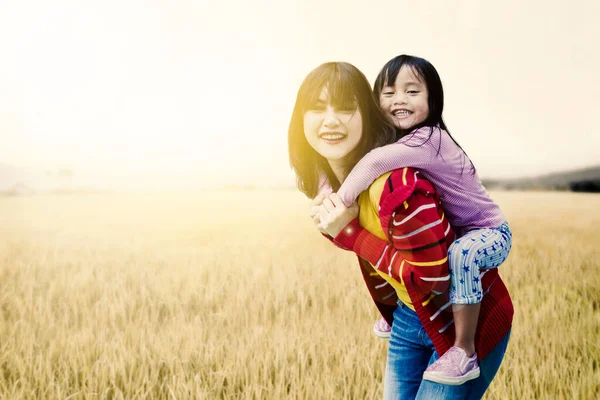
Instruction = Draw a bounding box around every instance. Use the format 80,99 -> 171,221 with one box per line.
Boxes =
379,66 -> 429,130
303,87 -> 363,163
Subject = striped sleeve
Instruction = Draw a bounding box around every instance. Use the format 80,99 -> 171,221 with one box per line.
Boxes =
334,168 -> 454,297
357,257 -> 397,326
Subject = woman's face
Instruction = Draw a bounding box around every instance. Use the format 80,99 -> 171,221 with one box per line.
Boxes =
379,66 -> 429,130
303,87 -> 363,163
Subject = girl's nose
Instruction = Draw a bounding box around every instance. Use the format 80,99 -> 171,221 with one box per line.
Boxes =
393,92 -> 407,105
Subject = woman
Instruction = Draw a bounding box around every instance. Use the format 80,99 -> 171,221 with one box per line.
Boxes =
288,62 -> 513,399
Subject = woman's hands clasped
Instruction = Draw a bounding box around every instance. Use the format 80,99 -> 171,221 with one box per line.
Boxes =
309,193 -> 359,238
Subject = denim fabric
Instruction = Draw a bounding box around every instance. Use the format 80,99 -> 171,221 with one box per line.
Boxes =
383,303 -> 511,400
449,222 -> 512,305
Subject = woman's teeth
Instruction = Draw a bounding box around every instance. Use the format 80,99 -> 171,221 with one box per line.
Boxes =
321,134 -> 345,140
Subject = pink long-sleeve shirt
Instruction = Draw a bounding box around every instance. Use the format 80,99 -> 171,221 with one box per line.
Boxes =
319,126 -> 506,236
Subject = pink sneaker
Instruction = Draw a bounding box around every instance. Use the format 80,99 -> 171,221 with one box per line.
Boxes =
423,346 -> 480,385
373,318 -> 391,339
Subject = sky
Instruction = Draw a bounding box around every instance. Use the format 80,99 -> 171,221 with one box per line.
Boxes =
1,0 -> 599,188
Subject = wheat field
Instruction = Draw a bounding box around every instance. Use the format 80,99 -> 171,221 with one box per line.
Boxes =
0,190 -> 599,399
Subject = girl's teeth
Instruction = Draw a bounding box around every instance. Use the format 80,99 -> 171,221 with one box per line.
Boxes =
394,110 -> 410,116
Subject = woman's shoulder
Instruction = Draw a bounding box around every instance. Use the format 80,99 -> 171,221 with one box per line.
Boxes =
363,167 -> 422,205
374,168 -> 436,214
364,171 -> 394,206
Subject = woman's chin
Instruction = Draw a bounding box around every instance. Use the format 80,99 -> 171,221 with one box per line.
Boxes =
316,148 -> 351,163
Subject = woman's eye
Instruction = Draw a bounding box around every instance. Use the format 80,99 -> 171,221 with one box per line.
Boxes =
337,104 -> 357,112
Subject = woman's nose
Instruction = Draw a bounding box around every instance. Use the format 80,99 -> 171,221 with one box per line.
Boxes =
323,109 -> 341,128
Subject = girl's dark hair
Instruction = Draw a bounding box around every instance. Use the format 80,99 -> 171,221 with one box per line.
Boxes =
373,54 -> 476,175
288,62 -> 399,198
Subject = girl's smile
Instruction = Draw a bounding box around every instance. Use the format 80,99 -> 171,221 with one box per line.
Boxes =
391,108 -> 413,120
379,66 -> 429,130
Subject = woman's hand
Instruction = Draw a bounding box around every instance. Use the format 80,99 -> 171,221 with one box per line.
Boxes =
316,193 -> 359,238
309,193 -> 328,234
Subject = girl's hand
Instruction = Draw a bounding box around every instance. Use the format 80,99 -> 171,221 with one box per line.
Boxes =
316,193 -> 359,237
309,193 -> 328,234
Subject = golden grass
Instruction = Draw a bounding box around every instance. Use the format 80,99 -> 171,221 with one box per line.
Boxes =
1,190 -> 599,399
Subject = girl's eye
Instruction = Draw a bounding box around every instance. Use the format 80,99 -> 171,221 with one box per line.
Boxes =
382,91 -> 394,96
407,90 -> 420,94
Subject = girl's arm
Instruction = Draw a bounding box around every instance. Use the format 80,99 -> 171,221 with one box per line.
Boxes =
333,168 -> 453,297
337,127 -> 439,207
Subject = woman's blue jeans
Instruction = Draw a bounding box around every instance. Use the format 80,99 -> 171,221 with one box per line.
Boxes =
383,302 -> 511,400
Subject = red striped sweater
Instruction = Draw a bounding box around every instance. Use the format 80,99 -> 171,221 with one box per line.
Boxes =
331,168 -> 513,360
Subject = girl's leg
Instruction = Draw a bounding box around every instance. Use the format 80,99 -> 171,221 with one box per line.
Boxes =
423,223 -> 512,384
450,223 -> 513,304
449,223 -> 512,351
384,303 -> 435,400
416,330 -> 511,400
452,303 -> 480,355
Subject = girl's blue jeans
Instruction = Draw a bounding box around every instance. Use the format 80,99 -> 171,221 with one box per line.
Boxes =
383,302 -> 511,400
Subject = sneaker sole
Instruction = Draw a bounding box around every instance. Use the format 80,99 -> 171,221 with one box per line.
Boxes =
422,367 -> 480,386
373,329 -> 391,339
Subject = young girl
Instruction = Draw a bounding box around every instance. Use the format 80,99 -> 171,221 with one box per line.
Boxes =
319,55 -> 513,386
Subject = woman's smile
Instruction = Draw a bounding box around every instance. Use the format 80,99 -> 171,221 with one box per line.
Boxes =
319,131 -> 348,144
303,87 -> 363,164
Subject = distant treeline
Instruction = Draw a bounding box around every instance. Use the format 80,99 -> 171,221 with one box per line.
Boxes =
570,180 -> 600,193
482,166 -> 600,193
483,180 -> 600,193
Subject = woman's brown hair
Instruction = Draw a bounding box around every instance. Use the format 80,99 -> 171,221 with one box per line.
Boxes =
288,62 -> 398,198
